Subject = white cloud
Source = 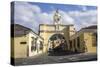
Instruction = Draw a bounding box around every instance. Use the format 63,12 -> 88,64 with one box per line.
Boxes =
14,1 -> 97,33
59,10 -> 75,24
14,2 -> 75,33
38,12 -> 53,24
68,10 -> 97,30
14,2 -> 42,32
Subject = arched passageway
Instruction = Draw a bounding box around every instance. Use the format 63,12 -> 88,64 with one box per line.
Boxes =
48,34 -> 68,55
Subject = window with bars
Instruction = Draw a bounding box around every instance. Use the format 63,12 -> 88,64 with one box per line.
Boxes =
92,33 -> 97,47
77,37 -> 80,48
40,41 -> 43,50
31,37 -> 37,51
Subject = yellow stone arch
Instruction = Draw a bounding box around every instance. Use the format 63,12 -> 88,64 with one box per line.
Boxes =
39,24 -> 75,52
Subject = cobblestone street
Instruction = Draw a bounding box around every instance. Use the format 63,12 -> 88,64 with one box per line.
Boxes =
14,53 -> 97,66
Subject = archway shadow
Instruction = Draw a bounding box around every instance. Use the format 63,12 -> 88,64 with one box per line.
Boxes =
48,51 -> 82,56
48,45 -> 82,56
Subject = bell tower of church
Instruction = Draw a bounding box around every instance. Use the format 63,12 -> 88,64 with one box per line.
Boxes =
53,9 -> 61,31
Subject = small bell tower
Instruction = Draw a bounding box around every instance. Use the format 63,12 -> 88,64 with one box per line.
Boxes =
53,9 -> 61,31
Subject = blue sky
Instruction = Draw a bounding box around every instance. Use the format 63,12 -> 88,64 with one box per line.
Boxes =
13,1 -> 97,33
29,2 -> 97,12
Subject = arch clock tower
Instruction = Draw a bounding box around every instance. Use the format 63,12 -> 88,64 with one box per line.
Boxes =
39,10 -> 76,52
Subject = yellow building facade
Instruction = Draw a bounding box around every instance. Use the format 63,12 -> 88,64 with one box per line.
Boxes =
70,26 -> 97,53
11,24 -> 44,59
39,24 -> 76,52
11,9 -> 97,59
11,24 -> 97,59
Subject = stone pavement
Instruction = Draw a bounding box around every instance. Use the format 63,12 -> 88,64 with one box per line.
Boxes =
14,53 -> 97,66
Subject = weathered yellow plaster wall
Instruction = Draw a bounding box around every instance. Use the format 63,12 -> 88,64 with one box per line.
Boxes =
84,33 -> 97,53
11,35 -> 28,58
